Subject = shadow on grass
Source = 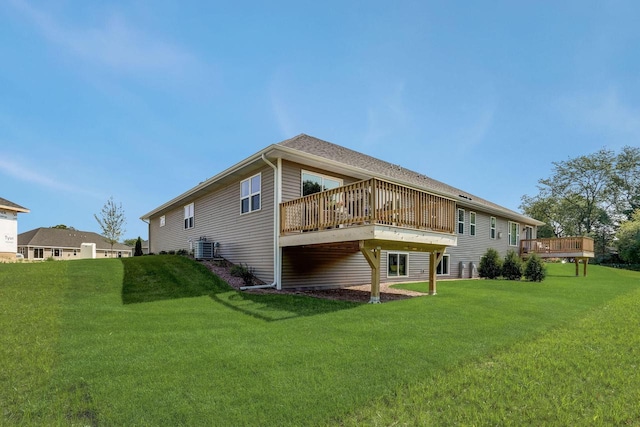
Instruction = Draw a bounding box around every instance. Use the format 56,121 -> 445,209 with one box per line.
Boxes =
121,256 -> 232,304
121,256 -> 358,321
209,291 -> 360,322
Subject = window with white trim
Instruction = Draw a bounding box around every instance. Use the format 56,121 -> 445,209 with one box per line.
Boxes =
34,248 -> 44,259
490,217 -> 496,239
457,208 -> 465,234
241,173 -> 261,214
184,203 -> 194,229
387,252 -> 408,277
509,221 -> 520,246
160,215 -> 165,227
301,170 -> 342,196
436,254 -> 450,275
470,212 -> 476,236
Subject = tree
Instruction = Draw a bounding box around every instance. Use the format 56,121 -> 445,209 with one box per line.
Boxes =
52,224 -> 75,230
94,197 -> 126,256
615,209 -> 640,264
524,254 -> 546,282
134,237 -> 143,256
502,250 -> 523,280
520,147 -> 633,258
612,146 -> 640,219
123,238 -> 138,247
478,248 -> 502,279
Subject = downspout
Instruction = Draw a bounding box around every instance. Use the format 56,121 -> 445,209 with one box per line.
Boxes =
240,154 -> 280,290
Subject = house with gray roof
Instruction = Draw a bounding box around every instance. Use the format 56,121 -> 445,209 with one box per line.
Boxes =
142,134 -> 550,301
18,228 -> 133,260
0,197 -> 29,260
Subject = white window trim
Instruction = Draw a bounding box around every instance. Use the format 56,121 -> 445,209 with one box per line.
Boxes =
240,173 -> 262,215
508,221 -> 520,247
387,252 -> 409,278
436,254 -> 450,276
457,208 -> 465,235
160,215 -> 166,227
184,203 -> 194,229
490,216 -> 496,239
470,212 -> 476,236
301,170 -> 343,195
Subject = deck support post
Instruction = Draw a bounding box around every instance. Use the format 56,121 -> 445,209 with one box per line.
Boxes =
360,241 -> 381,304
574,257 -> 589,277
429,250 -> 444,295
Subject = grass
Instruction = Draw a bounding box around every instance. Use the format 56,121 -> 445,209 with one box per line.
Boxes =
1,257 -> 639,426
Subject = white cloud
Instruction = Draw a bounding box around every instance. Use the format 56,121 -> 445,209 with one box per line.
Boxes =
9,0 -> 198,76
0,153 -> 102,198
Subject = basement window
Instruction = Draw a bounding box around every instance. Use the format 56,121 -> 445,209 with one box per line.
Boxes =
388,252 -> 408,277
437,254 -> 450,275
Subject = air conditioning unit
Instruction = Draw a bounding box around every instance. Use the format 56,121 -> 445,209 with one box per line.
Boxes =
194,239 -> 218,259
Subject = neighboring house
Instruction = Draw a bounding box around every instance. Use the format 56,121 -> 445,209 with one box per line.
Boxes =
141,134 -> 555,302
18,228 -> 133,260
0,197 -> 29,260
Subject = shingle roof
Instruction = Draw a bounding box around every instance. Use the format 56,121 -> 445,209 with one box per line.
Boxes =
278,134 -> 538,223
18,228 -> 132,251
0,197 -> 29,213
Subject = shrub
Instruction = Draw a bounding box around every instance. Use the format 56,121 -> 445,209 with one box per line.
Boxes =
230,263 -> 255,285
134,237 -> 143,257
176,249 -> 189,256
479,248 -> 502,279
524,253 -> 547,282
502,250 -> 524,280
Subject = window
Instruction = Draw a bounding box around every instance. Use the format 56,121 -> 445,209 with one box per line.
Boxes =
490,217 -> 496,239
436,254 -> 450,275
160,215 -> 166,227
184,203 -> 194,229
509,221 -> 520,246
388,252 -> 408,277
470,212 -> 476,236
34,248 -> 44,259
302,170 -> 342,196
54,248 -> 61,257
457,209 -> 465,234
241,173 -> 261,214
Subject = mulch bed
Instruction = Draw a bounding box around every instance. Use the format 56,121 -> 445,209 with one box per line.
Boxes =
200,259 -> 423,303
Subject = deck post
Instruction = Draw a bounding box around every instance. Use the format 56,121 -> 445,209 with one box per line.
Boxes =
429,250 -> 444,295
575,258 -> 579,276
359,241 -> 381,304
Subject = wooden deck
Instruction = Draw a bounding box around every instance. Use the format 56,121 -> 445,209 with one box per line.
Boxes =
279,178 -> 458,301
519,237 -> 595,259
281,177 -> 456,236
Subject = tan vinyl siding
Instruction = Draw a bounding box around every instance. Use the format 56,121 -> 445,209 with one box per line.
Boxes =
281,247 -> 431,289
445,208 -> 537,278
149,165 -> 276,283
281,245 -> 371,289
281,160 -> 360,202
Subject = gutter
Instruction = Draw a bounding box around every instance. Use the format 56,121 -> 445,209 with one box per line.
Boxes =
240,154 -> 281,291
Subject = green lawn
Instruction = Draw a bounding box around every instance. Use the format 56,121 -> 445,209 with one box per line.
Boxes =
1,257 -> 639,426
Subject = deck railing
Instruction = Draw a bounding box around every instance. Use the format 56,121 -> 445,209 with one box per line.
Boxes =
280,178 -> 456,235
520,237 -> 594,256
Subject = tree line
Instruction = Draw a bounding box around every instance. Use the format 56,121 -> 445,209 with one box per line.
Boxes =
520,146 -> 640,263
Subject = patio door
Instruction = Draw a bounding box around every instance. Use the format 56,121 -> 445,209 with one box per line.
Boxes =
525,226 -> 533,240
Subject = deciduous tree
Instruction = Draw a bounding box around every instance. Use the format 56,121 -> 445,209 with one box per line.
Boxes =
94,197 -> 126,256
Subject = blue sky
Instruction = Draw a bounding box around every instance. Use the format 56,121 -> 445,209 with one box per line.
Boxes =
2,1 -> 639,240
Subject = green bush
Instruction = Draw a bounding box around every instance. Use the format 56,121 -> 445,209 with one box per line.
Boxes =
502,250 -> 523,280
524,253 -> 547,282
176,249 -> 189,256
230,263 -> 255,285
479,248 -> 502,279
